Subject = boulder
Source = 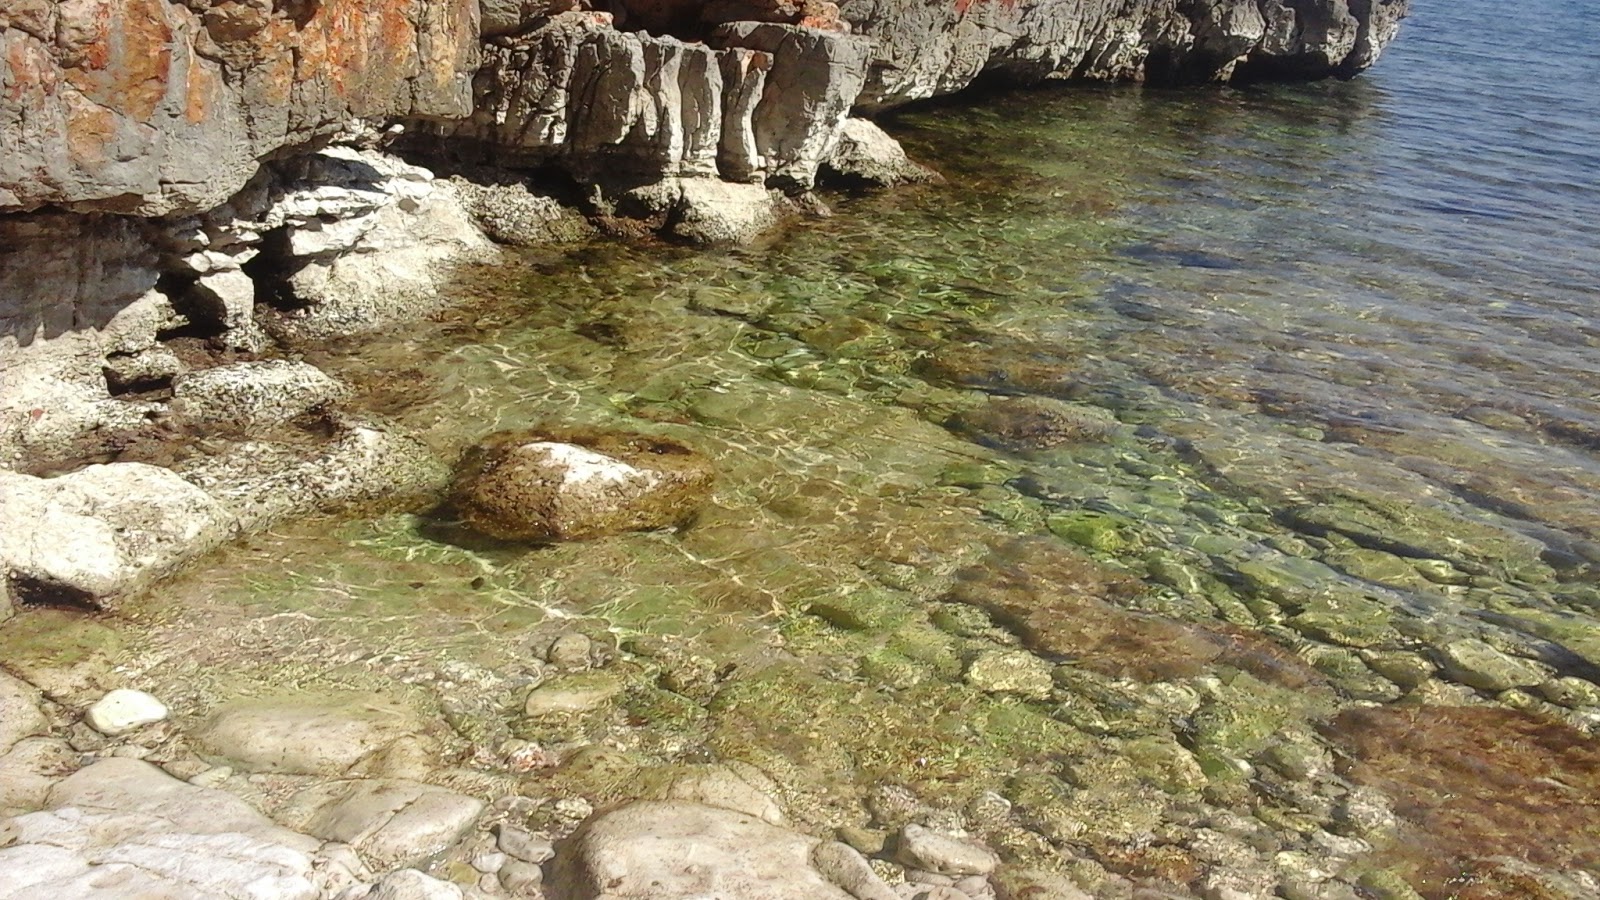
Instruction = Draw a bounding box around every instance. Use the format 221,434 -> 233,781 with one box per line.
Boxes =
549,800 -> 895,899
823,119 -> 939,187
0,463 -> 233,610
450,427 -> 715,542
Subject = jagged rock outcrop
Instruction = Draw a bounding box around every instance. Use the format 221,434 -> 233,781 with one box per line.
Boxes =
0,0 -> 480,217
833,0 -> 1411,109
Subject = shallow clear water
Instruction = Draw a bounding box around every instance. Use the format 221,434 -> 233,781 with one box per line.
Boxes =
50,0 -> 1600,894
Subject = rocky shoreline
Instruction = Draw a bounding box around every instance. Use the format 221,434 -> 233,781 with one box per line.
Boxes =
19,3 -> 1573,900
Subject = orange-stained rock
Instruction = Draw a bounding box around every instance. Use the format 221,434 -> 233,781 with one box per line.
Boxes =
0,0 -> 479,216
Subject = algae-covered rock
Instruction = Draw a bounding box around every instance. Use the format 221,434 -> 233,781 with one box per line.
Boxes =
450,427 -> 714,542
949,396 -> 1119,451
1434,639 -> 1548,692
966,650 -> 1054,700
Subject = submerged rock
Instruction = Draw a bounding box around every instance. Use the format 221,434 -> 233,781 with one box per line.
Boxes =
450,427 -> 715,542
949,395 -> 1120,451
195,693 -> 437,777
549,800 -> 887,899
824,118 -> 941,187
275,779 -> 484,871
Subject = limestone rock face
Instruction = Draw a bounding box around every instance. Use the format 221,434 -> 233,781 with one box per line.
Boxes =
0,463 -> 232,610
549,800 -> 889,900
451,427 -> 715,542
0,0 -> 480,217
837,0 -> 1412,109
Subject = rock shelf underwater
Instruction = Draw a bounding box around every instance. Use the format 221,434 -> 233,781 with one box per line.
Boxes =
9,1 -> 1600,899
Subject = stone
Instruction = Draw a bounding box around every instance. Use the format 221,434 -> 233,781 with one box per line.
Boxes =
646,763 -> 787,825
102,347 -> 185,393
264,148 -> 499,342
499,860 -> 545,895
893,824 -> 999,877
670,179 -> 787,245
0,672 -> 49,754
451,426 -> 715,542
1435,639 -> 1548,692
171,361 -> 349,429
195,693 -> 436,776
524,673 -> 624,715
546,632 -> 595,669
0,737 -> 77,814
0,463 -> 232,610
993,868 -> 1095,900
965,650 -> 1055,700
187,269 -> 267,352
85,689 -> 169,736
812,841 -> 899,900
495,825 -> 555,864
0,758 -> 378,899
448,174 -> 595,246
0,0 -> 479,217
275,779 -> 485,871
178,415 -> 451,533
824,118 -> 939,187
550,800 -> 890,899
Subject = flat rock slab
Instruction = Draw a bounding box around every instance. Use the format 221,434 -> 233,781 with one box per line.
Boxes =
550,800 -> 882,900
276,779 -> 484,871
196,693 -> 436,776
0,758 -> 363,900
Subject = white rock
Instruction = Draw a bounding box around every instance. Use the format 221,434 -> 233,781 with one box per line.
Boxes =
0,672 -> 48,754
86,689 -> 169,736
0,463 -> 232,608
274,778 -> 484,870
894,824 -> 999,877
364,869 -> 464,900
195,693 -> 437,776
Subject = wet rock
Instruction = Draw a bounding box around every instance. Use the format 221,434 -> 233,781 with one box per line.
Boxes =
0,672 -> 49,754
85,689 -> 169,736
824,119 -> 939,187
645,762 -> 787,825
171,361 -> 348,429
546,632 -> 595,669
524,672 -> 624,716
965,650 -> 1054,700
550,800 -> 883,899
1434,638 -> 1548,692
993,868 -> 1094,900
949,396 -> 1119,451
894,824 -> 999,877
669,179 -> 788,245
276,779 -> 485,871
0,758 -> 371,899
0,463 -> 232,611
451,426 -> 714,542
195,693 -> 437,776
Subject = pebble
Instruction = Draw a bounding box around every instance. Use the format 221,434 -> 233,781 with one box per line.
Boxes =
471,850 -> 507,874
85,689 -> 168,736
895,824 -> 999,877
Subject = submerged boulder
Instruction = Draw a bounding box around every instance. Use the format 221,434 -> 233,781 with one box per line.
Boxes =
948,395 -> 1120,451
450,427 -> 714,542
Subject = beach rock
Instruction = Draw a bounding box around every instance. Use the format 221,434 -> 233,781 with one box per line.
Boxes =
0,463 -> 232,610
824,118 -> 939,187
893,824 -> 1000,877
812,841 -> 899,900
646,763 -> 787,825
451,427 -> 715,542
0,0 -> 478,217
0,737 -> 78,813
949,396 -> 1120,450
178,415 -> 451,533
171,361 -> 349,429
965,650 -> 1054,700
195,693 -> 437,776
993,868 -> 1094,900
85,689 -> 169,736
549,800 -> 885,899
1434,639 -> 1547,692
448,175 -> 595,246
0,758 -> 374,900
669,179 -> 788,245
524,673 -> 624,715
275,779 -> 484,870
0,673 -> 49,754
